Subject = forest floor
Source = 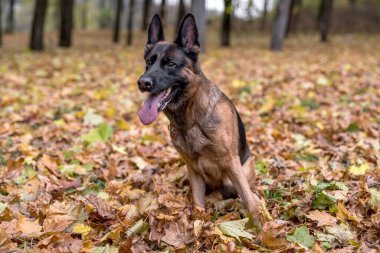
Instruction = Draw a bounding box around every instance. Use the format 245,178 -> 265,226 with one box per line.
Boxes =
0,32 -> 379,252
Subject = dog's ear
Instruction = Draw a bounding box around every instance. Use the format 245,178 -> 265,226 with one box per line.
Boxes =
174,14 -> 200,54
146,14 -> 165,52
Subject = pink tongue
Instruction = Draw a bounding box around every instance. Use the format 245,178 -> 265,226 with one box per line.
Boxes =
138,91 -> 166,125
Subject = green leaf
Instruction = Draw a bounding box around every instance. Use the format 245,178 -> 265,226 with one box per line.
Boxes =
255,160 -> 268,174
300,98 -> 319,110
334,182 -> 349,192
313,182 -> 348,193
346,123 -> 360,132
322,241 -> 332,250
312,191 -> 337,210
82,122 -> 113,144
286,226 -> 315,248
14,165 -> 38,185
0,153 -> 7,166
218,218 -> 253,242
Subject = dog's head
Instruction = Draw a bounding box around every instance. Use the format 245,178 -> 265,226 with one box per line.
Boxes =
137,13 -> 202,125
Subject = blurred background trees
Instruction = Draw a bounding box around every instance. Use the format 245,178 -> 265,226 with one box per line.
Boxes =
30,0 -> 48,50
0,0 -> 379,51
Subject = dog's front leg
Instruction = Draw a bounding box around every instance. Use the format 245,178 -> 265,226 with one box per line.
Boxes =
187,165 -> 206,208
225,157 -> 262,230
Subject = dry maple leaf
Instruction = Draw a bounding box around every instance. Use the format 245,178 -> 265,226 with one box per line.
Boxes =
258,220 -> 291,250
43,214 -> 74,232
306,210 -> 338,227
85,195 -> 115,220
16,216 -> 43,238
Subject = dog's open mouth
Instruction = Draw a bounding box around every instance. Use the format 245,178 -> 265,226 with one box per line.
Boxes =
138,87 -> 174,125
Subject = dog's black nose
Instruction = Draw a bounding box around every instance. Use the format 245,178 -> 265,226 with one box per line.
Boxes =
138,77 -> 153,91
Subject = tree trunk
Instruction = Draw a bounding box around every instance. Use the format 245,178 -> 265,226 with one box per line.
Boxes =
191,0 -> 206,51
81,0 -> 88,29
98,0 -> 107,29
141,0 -> 151,31
176,0 -> 186,29
286,0 -> 302,37
270,0 -> 291,51
113,0 -> 123,43
260,0 -> 268,31
221,0 -> 232,47
30,0 -> 48,51
59,0 -> 74,47
127,0 -> 135,45
318,0 -> 333,42
6,0 -> 15,34
160,0 -> 166,23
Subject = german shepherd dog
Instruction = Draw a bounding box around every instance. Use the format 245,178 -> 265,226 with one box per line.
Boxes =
137,14 -> 262,228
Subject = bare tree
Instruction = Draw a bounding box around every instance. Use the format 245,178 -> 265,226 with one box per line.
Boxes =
270,0 -> 292,51
318,0 -> 333,42
30,0 -> 48,51
59,0 -> 74,47
221,0 -> 232,47
127,0 -> 135,45
98,0 -> 110,29
142,0 -> 151,31
113,0 -> 123,43
190,0 -> 206,50
160,0 -> 166,23
261,0 -> 268,31
286,0 -> 302,37
6,0 -> 15,34
176,0 -> 186,28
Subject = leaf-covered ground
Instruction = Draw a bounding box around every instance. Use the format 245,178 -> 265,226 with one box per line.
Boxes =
0,32 -> 379,252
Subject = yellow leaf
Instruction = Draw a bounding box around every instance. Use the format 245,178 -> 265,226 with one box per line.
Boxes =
336,202 -> 360,222
232,79 -> 246,88
259,95 -> 275,114
349,163 -> 370,176
72,223 -> 92,239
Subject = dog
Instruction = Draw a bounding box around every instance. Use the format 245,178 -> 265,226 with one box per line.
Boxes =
137,14 -> 262,228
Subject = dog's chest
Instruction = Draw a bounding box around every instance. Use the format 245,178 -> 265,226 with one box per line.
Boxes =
170,125 -> 209,155
170,125 -> 224,183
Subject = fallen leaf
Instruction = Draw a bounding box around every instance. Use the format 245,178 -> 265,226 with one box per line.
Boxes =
126,219 -> 144,237
258,220 -> 290,249
326,224 -> 356,243
218,218 -> 253,242
306,210 -> 338,226
286,226 -> 315,249
349,163 -> 370,176
72,223 -> 92,239
16,216 -> 42,238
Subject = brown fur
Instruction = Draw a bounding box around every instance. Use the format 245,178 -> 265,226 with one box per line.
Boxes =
164,65 -> 261,225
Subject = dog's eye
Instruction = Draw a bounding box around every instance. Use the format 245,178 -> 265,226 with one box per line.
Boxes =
166,62 -> 177,68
